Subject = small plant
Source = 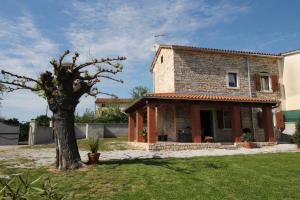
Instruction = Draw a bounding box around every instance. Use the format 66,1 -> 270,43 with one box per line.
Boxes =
293,118 -> 300,147
241,132 -> 254,142
140,128 -> 148,142
88,138 -> 100,153
0,173 -> 64,200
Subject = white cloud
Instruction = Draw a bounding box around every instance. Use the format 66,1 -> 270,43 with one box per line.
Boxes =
0,15 -> 59,121
66,0 -> 249,63
0,0 -> 249,121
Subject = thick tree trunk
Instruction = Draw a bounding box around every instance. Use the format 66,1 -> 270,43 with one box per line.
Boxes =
53,110 -> 81,170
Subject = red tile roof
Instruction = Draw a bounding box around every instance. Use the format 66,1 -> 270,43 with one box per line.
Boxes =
124,93 -> 277,113
95,98 -> 130,103
144,93 -> 277,103
151,44 -> 283,71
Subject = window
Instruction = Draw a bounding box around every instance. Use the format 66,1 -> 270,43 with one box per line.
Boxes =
160,55 -> 163,64
228,72 -> 238,88
260,75 -> 271,91
223,111 -> 232,129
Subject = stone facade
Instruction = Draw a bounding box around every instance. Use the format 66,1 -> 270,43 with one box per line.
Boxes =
153,48 -> 175,92
152,48 -> 281,143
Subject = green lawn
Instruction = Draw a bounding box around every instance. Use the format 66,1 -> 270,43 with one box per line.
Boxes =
1,152 -> 300,200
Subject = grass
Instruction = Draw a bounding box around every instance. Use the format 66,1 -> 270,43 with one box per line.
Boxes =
22,137 -> 129,151
1,152 -> 300,200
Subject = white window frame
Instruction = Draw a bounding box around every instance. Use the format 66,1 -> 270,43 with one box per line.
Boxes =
226,71 -> 240,89
259,72 -> 272,92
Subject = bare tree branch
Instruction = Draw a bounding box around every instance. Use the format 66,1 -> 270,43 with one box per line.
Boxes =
59,50 -> 70,67
0,80 -> 39,91
71,52 -> 79,70
75,56 -> 126,71
1,70 -> 41,85
86,88 -> 117,98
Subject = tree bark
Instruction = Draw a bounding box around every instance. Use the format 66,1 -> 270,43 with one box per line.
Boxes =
53,110 -> 81,170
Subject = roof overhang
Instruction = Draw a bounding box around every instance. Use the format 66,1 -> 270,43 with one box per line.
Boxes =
150,44 -> 283,72
124,93 -> 278,113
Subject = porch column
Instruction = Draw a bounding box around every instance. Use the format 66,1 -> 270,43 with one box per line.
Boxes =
262,106 -> 275,142
128,113 -> 134,142
147,103 -> 156,144
231,105 -> 242,142
191,105 -> 201,143
136,109 -> 144,142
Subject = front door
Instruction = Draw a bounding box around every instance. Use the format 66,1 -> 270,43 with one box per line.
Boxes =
200,110 -> 214,140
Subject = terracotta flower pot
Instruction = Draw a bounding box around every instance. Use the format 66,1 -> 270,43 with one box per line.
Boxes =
243,141 -> 253,148
88,153 -> 100,165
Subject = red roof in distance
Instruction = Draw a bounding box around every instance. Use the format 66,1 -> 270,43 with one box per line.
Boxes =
95,98 -> 131,103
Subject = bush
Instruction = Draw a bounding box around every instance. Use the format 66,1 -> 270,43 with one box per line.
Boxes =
75,109 -> 94,123
293,118 -> 300,145
88,138 -> 100,153
241,132 -> 254,142
19,122 -> 30,142
0,173 -> 64,200
75,108 -> 128,123
35,115 -> 51,126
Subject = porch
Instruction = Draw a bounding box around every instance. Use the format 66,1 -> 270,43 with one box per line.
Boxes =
125,93 -> 278,145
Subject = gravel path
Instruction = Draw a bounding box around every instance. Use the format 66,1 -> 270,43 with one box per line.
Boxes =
0,144 -> 299,168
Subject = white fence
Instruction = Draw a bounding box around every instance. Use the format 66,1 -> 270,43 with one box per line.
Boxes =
28,121 -> 128,145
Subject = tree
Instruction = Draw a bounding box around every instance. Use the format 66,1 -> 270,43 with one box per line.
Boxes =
35,115 -> 51,126
130,86 -> 149,101
0,50 -> 126,170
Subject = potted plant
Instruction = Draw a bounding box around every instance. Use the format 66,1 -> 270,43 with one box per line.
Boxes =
87,138 -> 100,164
240,132 -> 254,148
293,118 -> 300,148
140,128 -> 148,142
204,136 -> 214,143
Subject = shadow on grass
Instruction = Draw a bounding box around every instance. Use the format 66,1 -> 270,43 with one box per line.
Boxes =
88,157 -> 228,175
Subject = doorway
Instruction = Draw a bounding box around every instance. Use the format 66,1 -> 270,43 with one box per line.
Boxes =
200,110 -> 214,140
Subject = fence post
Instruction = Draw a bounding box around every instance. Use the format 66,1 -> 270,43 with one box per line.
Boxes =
85,123 -> 89,139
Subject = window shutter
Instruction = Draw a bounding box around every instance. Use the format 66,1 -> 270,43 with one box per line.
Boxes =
271,75 -> 279,92
257,111 -> 263,128
275,111 -> 285,130
255,74 -> 261,91
217,110 -> 224,129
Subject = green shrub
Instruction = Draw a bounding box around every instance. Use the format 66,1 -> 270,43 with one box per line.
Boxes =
293,118 -> 300,145
88,138 -> 100,153
241,132 -> 254,142
35,115 -> 51,126
0,173 -> 64,200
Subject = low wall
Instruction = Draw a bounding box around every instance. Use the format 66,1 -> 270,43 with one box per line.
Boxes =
0,134 -> 19,145
29,121 -> 128,145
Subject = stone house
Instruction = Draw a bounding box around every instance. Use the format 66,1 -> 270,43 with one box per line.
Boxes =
95,98 -> 130,117
125,44 -> 288,145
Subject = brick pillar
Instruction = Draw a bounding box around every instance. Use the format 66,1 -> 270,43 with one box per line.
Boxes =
136,109 -> 144,142
231,105 -> 242,143
262,106 -> 275,142
191,105 -> 201,143
147,103 -> 156,144
128,113 -> 134,142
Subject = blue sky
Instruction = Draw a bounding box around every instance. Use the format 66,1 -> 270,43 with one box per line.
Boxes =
0,0 -> 299,121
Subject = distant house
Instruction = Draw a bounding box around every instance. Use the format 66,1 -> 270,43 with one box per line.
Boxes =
0,122 -> 19,145
281,49 -> 300,135
95,98 -> 131,117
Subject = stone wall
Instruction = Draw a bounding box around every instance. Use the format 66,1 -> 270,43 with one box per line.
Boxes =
153,48 -> 175,92
173,50 -> 281,101
156,104 -> 176,140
